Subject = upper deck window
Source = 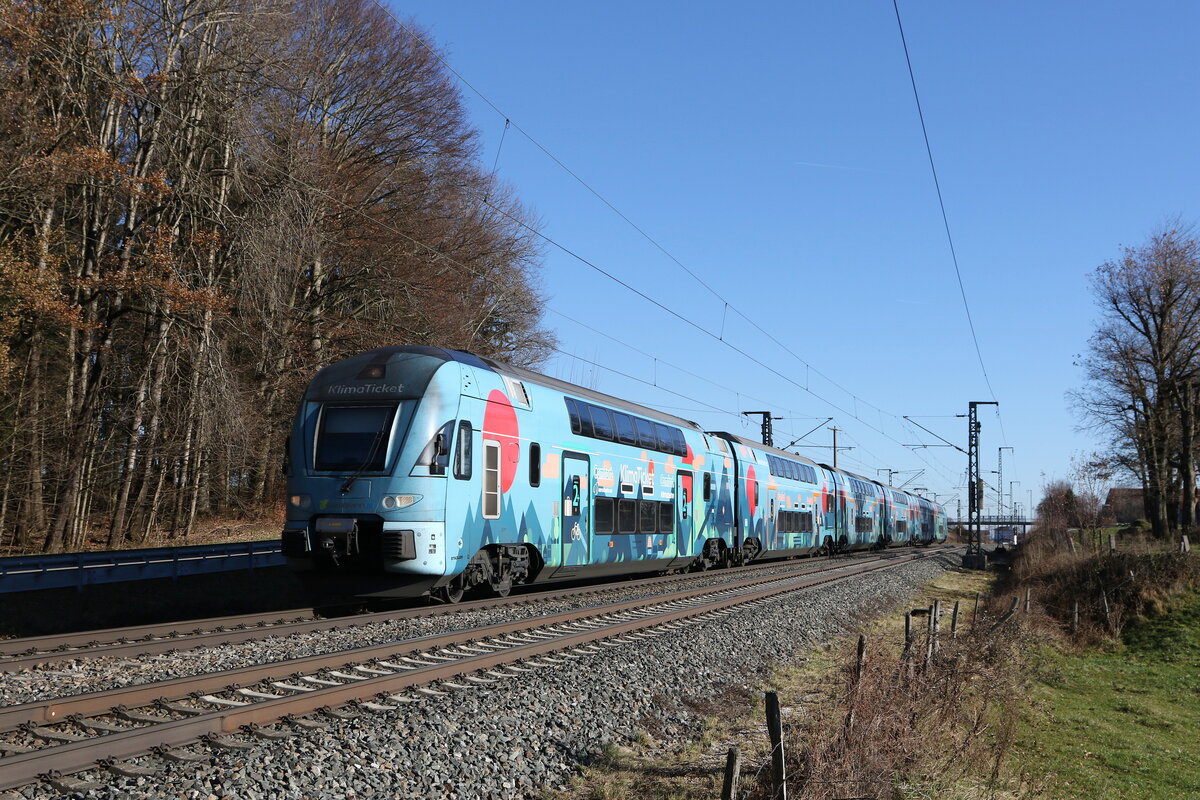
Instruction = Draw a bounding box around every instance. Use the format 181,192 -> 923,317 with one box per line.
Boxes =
315,404 -> 399,471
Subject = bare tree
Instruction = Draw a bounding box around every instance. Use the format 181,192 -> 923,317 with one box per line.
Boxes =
0,0 -> 555,553
1073,225 -> 1200,537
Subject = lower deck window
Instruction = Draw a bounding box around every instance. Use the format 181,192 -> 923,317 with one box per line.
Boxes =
609,499 -> 673,535
855,515 -> 873,534
618,499 -> 637,533
639,500 -> 657,533
595,497 -> 614,533
658,502 -> 673,533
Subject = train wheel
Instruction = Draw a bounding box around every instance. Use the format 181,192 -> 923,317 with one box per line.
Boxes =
435,575 -> 465,604
490,572 -> 513,598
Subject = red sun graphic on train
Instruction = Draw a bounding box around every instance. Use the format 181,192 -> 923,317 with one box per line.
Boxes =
483,390 -> 519,493
745,465 -> 757,517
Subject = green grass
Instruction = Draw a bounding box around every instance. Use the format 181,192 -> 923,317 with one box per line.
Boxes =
1015,595 -> 1200,799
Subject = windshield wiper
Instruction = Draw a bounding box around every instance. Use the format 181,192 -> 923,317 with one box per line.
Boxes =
340,427 -> 388,495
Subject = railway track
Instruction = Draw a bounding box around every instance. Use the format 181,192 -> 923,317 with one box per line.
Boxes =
0,549 -> 925,672
0,547 -> 952,794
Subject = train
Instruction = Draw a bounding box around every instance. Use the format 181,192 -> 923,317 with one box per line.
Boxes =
281,346 -> 947,601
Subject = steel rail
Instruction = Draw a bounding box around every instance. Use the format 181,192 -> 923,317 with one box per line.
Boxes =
0,549 -> 900,671
0,553 -> 919,730
0,549 -> 951,790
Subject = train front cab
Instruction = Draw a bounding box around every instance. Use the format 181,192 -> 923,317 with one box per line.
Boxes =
281,348 -> 483,599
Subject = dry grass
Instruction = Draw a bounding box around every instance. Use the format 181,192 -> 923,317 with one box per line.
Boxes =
737,567 -> 1033,800
0,513 -> 281,557
547,567 -> 1036,800
1003,533 -> 1200,646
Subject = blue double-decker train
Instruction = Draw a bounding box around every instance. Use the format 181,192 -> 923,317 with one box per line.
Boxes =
281,346 -> 946,601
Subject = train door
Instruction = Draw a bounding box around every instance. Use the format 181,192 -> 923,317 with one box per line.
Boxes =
825,469 -> 843,548
561,453 -> 590,567
676,470 -> 693,557
881,489 -> 892,545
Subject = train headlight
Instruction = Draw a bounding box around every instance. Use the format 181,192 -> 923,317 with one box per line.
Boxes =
289,494 -> 311,509
382,494 -> 421,510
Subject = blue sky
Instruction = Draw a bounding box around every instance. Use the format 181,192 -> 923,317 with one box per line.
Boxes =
392,1 -> 1200,516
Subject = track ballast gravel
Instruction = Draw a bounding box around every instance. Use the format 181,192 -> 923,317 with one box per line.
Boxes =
9,554 -> 955,800
0,558 -> 873,707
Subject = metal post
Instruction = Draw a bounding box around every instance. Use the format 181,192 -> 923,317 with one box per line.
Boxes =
742,411 -> 779,448
998,446 -> 1012,517
828,426 -> 841,470
965,401 -> 999,569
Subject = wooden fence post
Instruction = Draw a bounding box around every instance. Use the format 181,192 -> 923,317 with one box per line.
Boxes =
1072,600 -> 1079,634
923,604 -> 935,670
971,592 -> 980,628
932,599 -> 942,658
854,634 -> 866,685
903,611 -> 914,681
721,746 -> 741,800
1024,588 -> 1031,615
765,691 -> 787,800
1109,533 -> 1117,553
1182,535 -> 1191,554
951,600 -> 961,640
1101,590 -> 1111,629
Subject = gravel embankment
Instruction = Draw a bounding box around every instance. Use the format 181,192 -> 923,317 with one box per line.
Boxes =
7,553 -> 956,800
0,559 -> 868,708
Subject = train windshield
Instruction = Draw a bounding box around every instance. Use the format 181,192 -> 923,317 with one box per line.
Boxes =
315,404 -> 400,471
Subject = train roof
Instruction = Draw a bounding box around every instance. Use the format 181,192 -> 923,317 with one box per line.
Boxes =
326,346 -> 706,434
710,430 -> 940,507
707,431 -> 826,469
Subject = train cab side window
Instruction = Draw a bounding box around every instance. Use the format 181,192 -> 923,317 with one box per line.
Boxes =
618,499 -> 637,534
670,429 -> 687,457
594,497 -> 614,534
590,406 -> 615,440
638,500 -> 657,534
614,412 -> 637,445
482,440 -> 501,518
529,442 -> 541,487
703,472 -> 712,501
454,421 -> 472,480
635,418 -> 657,449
